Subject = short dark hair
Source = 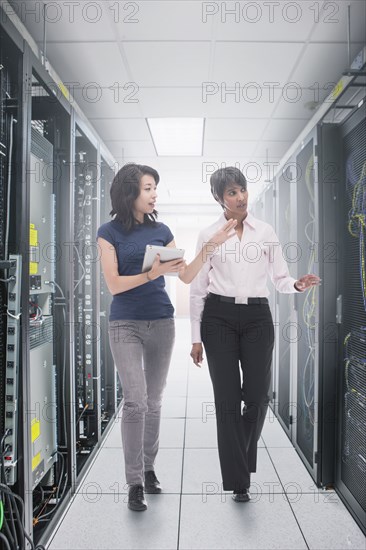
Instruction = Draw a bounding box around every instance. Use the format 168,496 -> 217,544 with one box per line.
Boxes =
110,163 -> 159,231
210,166 -> 247,207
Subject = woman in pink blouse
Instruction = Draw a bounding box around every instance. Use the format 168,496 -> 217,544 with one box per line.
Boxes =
190,166 -> 320,502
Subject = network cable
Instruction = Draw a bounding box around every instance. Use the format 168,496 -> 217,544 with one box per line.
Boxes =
301,153 -> 317,430
347,158 -> 366,311
1,432 -> 46,550
33,452 -> 68,525
342,148 -> 366,470
44,280 -> 68,447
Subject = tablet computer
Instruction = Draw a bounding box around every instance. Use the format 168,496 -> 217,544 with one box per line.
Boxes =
142,245 -> 185,276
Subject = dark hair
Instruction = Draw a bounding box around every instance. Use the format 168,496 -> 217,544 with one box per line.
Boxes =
210,166 -> 247,208
110,163 -> 159,231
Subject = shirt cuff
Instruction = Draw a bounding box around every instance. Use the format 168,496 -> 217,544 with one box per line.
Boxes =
191,321 -> 202,344
293,280 -> 303,293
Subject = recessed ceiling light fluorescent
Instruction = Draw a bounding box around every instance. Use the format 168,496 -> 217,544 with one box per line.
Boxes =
147,118 -> 204,156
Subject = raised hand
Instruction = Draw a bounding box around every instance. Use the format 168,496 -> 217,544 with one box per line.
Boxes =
207,219 -> 237,247
295,274 -> 321,291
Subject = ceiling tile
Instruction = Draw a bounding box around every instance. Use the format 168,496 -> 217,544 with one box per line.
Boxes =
262,119 -> 308,141
72,87 -> 142,118
205,118 -> 268,140
110,1 -> 213,40
123,42 -> 211,86
252,141 -> 293,159
7,0 -> 364,210
311,0 -> 366,43
289,42 -> 364,88
271,86 -> 329,120
203,89 -> 282,117
204,140 -> 257,157
212,42 -> 304,85
137,88 -> 206,117
137,87 -> 280,118
7,0 -> 116,42
46,42 -> 129,88
89,118 -> 151,141
104,140 -> 156,158
214,0 -> 316,41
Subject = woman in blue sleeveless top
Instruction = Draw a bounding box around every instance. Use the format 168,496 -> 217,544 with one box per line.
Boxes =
97,163 -> 236,511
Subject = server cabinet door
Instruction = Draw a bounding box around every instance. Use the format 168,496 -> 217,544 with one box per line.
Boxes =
291,134 -> 320,481
337,105 -> 366,531
274,172 -> 293,436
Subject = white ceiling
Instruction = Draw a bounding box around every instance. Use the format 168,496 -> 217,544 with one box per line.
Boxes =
7,0 -> 366,206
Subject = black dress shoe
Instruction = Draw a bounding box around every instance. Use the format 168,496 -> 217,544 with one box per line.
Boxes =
128,484 -> 147,511
144,470 -> 162,494
232,489 -> 251,503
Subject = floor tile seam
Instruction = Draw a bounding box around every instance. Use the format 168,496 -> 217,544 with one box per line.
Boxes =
176,356 -> 191,550
69,489 -> 332,495
263,442 -> 311,550
100,445 -> 296,449
101,445 -> 217,449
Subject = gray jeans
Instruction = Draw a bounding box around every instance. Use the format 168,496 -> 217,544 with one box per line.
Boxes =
108,318 -> 175,486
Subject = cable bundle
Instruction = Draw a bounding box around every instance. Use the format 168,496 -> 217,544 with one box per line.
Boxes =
0,430 -> 46,550
347,157 -> 366,312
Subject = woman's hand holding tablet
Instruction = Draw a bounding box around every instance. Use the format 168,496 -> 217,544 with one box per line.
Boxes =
142,245 -> 186,277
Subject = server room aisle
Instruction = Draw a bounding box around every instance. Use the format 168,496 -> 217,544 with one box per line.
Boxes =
47,319 -> 365,550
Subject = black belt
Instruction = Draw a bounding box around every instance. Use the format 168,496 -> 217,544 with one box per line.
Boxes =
208,293 -> 268,305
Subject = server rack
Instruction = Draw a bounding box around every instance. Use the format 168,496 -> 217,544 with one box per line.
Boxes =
336,103 -> 366,531
0,7 -> 119,548
28,126 -> 57,491
271,130 -> 337,485
0,16 -> 35,546
274,169 -> 294,435
99,156 -> 121,431
73,121 -> 101,474
281,127 -> 338,488
0,21 -> 23,493
316,122 -> 340,489
266,56 -> 366,528
271,64 -> 365,502
291,130 -> 320,480
25,62 -> 74,544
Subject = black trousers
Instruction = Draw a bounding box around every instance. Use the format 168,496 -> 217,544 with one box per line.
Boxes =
201,294 -> 275,491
